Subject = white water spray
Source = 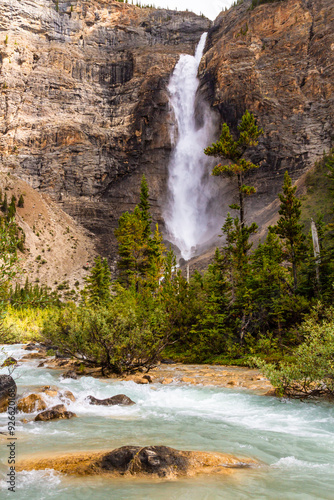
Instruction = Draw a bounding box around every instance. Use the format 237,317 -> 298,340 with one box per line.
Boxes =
165,33 -> 219,260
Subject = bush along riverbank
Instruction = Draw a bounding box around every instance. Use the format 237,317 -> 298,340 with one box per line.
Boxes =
2,150 -> 334,400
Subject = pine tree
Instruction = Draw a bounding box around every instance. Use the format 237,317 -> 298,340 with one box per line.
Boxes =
7,195 -> 16,219
115,208 -> 150,287
273,171 -> 306,291
18,194 -> 24,208
147,224 -> 165,285
84,256 -> 111,305
115,179 -> 165,290
1,193 -> 8,213
204,110 -> 263,228
247,230 -> 292,339
138,175 -> 152,237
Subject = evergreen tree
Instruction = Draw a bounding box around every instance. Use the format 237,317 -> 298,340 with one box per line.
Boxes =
273,171 -> 306,291
1,193 -> 8,213
326,149 -> 334,194
115,180 -> 165,290
190,248 -> 231,357
147,224 -> 165,286
204,110 -> 263,228
115,207 -> 151,287
138,175 -> 152,237
18,194 -> 24,208
7,195 -> 16,219
84,256 -> 111,306
247,230 -> 293,340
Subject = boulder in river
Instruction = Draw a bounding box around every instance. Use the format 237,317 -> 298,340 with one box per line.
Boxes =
1,357 -> 18,368
34,405 -> 77,421
101,446 -> 188,477
17,445 -> 258,477
40,385 -> 59,398
60,370 -> 78,380
59,390 -> 76,403
0,375 -> 17,412
17,394 -> 47,413
131,376 -> 149,385
24,343 -> 38,351
21,352 -> 45,360
86,394 -> 135,406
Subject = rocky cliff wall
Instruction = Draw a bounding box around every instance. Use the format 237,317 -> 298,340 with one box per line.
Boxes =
199,0 -> 334,227
0,0 -> 210,257
1,0 -> 333,265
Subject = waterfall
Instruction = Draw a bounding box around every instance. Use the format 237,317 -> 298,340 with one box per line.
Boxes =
164,32 -> 219,261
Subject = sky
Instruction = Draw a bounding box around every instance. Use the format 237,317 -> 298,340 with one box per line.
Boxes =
146,0 -> 234,20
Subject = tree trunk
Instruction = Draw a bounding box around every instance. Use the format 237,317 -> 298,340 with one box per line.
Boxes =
237,173 -> 244,228
291,244 -> 298,291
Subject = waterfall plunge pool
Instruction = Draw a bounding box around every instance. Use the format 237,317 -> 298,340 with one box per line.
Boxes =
1,345 -> 334,499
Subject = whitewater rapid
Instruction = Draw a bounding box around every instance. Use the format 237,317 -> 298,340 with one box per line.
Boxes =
1,345 -> 334,499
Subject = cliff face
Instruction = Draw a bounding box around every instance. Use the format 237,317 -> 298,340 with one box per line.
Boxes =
0,0 -> 210,256
1,0 -> 333,267
199,0 -> 334,225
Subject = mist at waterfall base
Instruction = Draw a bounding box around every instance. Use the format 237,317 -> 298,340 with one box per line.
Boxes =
1,345 -> 334,500
165,33 -> 222,262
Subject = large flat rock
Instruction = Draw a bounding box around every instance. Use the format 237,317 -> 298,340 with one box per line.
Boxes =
17,445 -> 258,478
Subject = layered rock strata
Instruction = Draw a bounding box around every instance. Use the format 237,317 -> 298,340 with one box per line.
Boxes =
0,0 -> 210,256
1,0 -> 333,263
199,0 -> 334,227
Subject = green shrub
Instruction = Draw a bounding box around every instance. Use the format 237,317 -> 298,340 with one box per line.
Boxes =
41,289 -> 171,375
252,306 -> 334,398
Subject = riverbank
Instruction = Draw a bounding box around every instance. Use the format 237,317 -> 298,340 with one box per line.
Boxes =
29,346 -> 274,396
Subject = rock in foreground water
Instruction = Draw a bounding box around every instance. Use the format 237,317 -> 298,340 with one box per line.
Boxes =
0,375 -> 17,412
86,394 -> 135,406
17,445 -> 257,478
101,446 -> 189,477
35,405 -> 77,421
17,394 -> 47,413
60,371 -> 78,380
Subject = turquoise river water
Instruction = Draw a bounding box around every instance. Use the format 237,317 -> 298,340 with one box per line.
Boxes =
1,345 -> 334,499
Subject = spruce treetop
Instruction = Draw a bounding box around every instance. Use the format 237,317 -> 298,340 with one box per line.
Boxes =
204,110 -> 263,228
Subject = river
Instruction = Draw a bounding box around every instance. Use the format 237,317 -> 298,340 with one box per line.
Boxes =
1,345 -> 334,499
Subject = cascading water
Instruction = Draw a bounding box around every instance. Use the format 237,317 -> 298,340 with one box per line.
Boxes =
165,33 -> 219,261
1,345 -> 334,499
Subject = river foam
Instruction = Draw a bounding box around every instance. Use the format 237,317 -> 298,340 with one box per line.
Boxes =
1,345 -> 334,499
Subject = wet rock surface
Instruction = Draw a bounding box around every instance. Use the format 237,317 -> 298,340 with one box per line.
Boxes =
59,390 -> 76,403
101,445 -> 190,477
21,353 -> 46,360
17,394 -> 47,413
0,375 -> 17,412
24,343 -> 39,351
60,370 -> 78,380
17,446 -> 257,477
147,363 -> 274,395
34,405 -> 77,422
86,394 -> 135,406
